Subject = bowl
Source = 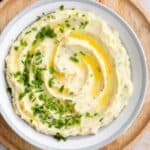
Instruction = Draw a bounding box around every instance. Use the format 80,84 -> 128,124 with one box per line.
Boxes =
0,0 -> 148,149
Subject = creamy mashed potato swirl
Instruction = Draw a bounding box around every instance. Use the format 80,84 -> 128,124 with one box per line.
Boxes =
5,8 -> 133,138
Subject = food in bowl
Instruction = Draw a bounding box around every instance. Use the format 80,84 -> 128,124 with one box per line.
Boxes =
5,6 -> 133,140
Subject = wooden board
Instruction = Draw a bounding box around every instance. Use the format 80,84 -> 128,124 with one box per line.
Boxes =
0,0 -> 150,149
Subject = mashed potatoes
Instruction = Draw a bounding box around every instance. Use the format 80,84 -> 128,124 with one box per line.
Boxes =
5,7 -> 133,139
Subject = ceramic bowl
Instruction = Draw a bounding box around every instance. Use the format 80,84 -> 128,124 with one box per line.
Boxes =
0,0 -> 148,149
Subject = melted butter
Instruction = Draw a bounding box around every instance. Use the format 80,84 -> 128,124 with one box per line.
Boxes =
69,32 -> 113,107
80,54 -> 102,96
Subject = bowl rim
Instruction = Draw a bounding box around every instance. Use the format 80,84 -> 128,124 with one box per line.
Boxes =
0,0 -> 148,149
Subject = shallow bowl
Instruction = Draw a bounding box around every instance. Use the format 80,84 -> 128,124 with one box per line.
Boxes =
0,0 -> 148,149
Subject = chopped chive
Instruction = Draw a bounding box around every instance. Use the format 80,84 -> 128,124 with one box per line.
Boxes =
65,20 -> 69,23
20,39 -> 27,47
66,99 -> 72,102
70,53 -> 79,63
29,93 -> 34,101
51,15 -> 56,19
70,56 -> 79,63
19,92 -> 26,100
36,16 -> 41,21
69,92 -> 74,95
38,93 -> 47,101
54,133 -> 67,141
99,117 -> 104,122
59,85 -> 64,92
80,20 -> 89,29
14,46 -> 19,51
42,12 -> 45,15
6,87 -> 12,94
85,112 -> 91,118
33,25 -> 57,45
49,66 -> 55,74
59,5 -> 64,11
80,51 -> 86,56
59,28 -> 64,33
48,77 -> 55,87
25,31 -> 31,34
73,53 -> 77,56
66,23 -> 70,27
13,71 -> 21,78
32,27 -> 37,31
94,112 -> 98,116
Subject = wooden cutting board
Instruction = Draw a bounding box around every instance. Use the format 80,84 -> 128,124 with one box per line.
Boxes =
0,0 -> 150,150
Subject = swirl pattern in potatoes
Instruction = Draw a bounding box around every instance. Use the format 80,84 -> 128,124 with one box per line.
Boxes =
5,7 -> 133,140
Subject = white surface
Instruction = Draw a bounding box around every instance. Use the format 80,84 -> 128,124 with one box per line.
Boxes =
0,0 -> 148,150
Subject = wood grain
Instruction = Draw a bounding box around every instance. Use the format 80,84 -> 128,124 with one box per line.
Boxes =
129,0 -> 150,24
0,0 -> 150,150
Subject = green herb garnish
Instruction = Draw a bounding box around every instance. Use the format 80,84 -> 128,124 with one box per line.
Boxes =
80,51 -> 86,56
36,16 -> 41,21
70,53 -> 79,63
33,26 -> 57,44
59,85 -> 64,92
70,56 -> 79,62
85,112 -> 91,118
42,12 -> 45,16
14,71 -> 21,78
66,24 -> 70,27
48,77 -> 55,87
59,28 -> 64,33
22,52 -> 33,85
20,39 -> 27,47
25,31 -> 31,35
59,5 -> 64,11
80,21 -> 89,29
38,93 -> 47,101
51,15 -> 56,19
32,27 -> 37,31
29,93 -> 34,101
33,51 -> 43,64
14,46 -> 19,51
19,92 -> 26,100
6,87 -> 12,94
99,117 -> 104,122
94,112 -> 98,116
31,67 -> 44,89
69,92 -> 74,95
65,20 -> 69,23
49,66 -> 55,74
54,133 -> 67,141
71,27 -> 75,30
31,96 -> 81,129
